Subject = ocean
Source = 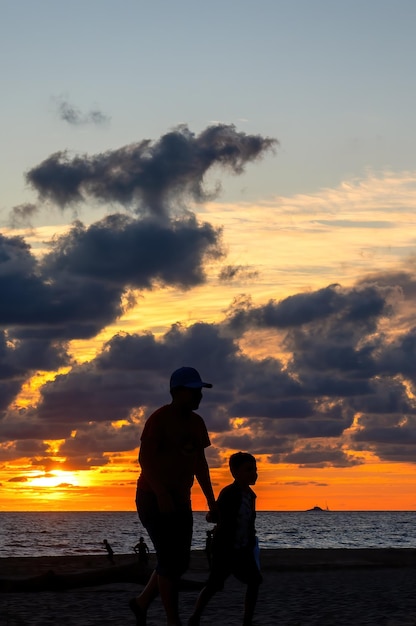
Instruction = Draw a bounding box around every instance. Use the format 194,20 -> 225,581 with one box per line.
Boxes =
1,511 -> 415,558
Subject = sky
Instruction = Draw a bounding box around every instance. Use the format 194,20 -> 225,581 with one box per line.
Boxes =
1,0 -> 416,511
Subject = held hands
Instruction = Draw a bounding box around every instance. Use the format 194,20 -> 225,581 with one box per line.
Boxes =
206,502 -> 218,524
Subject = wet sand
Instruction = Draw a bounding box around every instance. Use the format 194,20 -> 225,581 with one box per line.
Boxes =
2,549 -> 416,625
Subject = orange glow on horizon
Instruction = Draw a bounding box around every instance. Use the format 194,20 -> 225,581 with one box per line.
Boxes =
2,447 -> 416,512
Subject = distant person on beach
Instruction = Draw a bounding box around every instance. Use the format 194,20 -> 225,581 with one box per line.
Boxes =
103,539 -> 115,565
129,366 -> 217,626
134,536 -> 150,564
188,452 -> 262,626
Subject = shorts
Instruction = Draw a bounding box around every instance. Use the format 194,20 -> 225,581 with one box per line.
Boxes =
136,487 -> 193,580
207,546 -> 263,591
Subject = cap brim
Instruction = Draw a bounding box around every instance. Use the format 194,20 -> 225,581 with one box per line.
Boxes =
183,381 -> 213,389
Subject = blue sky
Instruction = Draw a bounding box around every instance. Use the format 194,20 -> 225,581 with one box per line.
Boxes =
2,0 -> 416,510
2,0 -> 416,209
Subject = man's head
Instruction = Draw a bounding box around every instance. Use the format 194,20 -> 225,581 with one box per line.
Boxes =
229,451 -> 258,487
170,367 -> 212,391
169,366 -> 212,411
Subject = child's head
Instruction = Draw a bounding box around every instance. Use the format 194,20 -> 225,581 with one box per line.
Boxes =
229,452 -> 257,487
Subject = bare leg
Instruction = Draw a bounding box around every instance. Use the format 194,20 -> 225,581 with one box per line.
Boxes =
242,582 -> 259,626
135,569 -> 159,609
158,573 -> 182,625
188,584 -> 217,625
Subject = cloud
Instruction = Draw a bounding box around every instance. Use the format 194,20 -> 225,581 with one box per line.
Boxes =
11,213 -> 221,341
41,213 -> 224,293
225,283 -> 390,333
6,127 -> 416,476
5,262 -> 416,470
26,124 -> 277,216
7,203 -> 40,228
282,443 -> 363,468
218,265 -> 259,282
5,262 -> 416,471
1,125 -> 276,417
55,97 -> 110,126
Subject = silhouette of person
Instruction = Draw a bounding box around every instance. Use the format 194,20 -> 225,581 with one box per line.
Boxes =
129,367 -> 217,626
103,539 -> 115,565
134,536 -> 150,564
188,452 -> 262,626
205,529 -> 214,569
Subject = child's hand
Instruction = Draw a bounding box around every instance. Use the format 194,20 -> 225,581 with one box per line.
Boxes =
206,507 -> 218,523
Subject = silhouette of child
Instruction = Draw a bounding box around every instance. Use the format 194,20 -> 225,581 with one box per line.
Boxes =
188,452 -> 262,626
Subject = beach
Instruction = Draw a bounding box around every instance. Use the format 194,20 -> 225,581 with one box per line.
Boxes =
2,550 -> 416,625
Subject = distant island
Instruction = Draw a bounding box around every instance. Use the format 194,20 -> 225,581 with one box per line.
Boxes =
306,505 -> 329,512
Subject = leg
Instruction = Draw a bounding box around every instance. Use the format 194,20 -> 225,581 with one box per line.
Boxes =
135,491 -> 191,625
136,569 -> 159,607
130,569 -> 159,625
158,573 -> 182,625
188,583 -> 217,625
242,582 -> 260,626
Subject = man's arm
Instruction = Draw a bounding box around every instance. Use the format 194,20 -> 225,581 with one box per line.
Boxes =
194,449 -> 216,513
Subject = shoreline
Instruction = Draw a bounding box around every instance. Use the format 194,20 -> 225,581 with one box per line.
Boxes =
2,551 -> 416,624
2,548 -> 416,579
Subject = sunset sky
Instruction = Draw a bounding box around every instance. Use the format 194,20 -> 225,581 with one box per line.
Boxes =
2,0 -> 416,511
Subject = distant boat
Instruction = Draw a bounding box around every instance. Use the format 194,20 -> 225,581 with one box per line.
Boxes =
306,505 -> 329,512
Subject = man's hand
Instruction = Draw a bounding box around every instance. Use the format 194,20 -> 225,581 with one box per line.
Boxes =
206,503 -> 218,524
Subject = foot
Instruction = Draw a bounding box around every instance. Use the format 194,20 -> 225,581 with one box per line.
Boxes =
129,598 -> 147,626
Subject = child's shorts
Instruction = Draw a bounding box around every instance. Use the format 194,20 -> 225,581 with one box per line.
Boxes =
207,547 -> 263,591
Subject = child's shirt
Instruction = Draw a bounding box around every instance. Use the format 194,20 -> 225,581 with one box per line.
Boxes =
213,481 -> 257,553
234,489 -> 255,549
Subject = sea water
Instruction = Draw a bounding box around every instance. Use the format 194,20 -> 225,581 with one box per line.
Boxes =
0,511 -> 415,558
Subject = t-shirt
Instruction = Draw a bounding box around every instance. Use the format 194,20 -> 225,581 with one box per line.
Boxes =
212,482 -> 257,553
137,404 -> 211,500
234,490 -> 254,549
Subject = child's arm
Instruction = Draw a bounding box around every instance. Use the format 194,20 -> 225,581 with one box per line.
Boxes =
215,485 -> 241,540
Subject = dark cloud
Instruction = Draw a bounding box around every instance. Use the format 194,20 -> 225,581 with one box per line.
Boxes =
218,432 -> 294,457
26,124 -> 277,216
226,283 -> 389,332
6,124 -> 416,477
282,443 -> 363,468
35,322 -> 240,430
218,265 -> 259,282
376,328 -> 416,383
8,263 -> 416,470
2,125 -> 272,416
0,210 -> 222,417
0,230 -> 122,344
282,481 -> 329,487
56,97 -> 110,126
8,203 -> 39,228
41,213 -> 224,292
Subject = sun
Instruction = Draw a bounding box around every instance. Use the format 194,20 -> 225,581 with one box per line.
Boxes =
29,470 -> 79,488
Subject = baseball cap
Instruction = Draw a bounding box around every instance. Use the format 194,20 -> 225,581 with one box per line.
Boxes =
170,367 -> 213,390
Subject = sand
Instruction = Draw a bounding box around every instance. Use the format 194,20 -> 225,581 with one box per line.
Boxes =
2,550 -> 416,625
